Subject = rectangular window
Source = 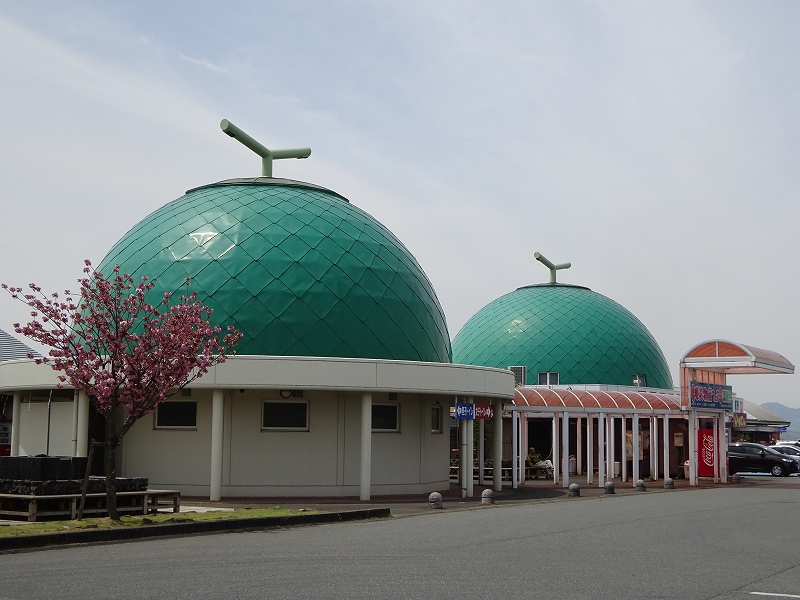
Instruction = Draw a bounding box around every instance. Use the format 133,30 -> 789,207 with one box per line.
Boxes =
431,405 -> 443,434
263,401 -> 309,431
509,366 -> 527,386
538,372 -> 559,386
372,404 -> 399,432
155,401 -> 197,429
632,374 -> 647,387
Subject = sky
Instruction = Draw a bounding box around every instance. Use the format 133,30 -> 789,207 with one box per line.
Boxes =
0,1 -> 798,406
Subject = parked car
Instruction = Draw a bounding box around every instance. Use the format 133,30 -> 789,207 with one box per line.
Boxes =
769,444 -> 800,467
728,442 -> 799,477
774,441 -> 800,449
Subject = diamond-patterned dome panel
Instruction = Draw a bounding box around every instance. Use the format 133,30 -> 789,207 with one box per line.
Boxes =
452,284 -> 672,389
98,180 -> 451,362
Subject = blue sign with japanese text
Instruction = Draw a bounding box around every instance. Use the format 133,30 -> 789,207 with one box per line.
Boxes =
689,381 -> 733,411
455,403 -> 475,419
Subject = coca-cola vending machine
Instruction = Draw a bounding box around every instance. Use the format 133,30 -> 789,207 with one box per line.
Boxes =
698,429 -> 715,477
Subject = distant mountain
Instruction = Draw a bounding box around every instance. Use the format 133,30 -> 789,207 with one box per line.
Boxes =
760,402 -> 800,424
761,402 -> 800,440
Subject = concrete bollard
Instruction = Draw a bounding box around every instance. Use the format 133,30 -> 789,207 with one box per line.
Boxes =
428,491 -> 443,509
664,477 -> 674,489
635,479 -> 647,491
568,483 -> 580,497
731,473 -> 741,484
481,489 -> 495,505
604,481 -> 615,494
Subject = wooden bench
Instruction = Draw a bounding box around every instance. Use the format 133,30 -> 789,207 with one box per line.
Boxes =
0,489 -> 181,522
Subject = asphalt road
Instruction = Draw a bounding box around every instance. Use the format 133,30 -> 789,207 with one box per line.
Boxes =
1,480 -> 799,600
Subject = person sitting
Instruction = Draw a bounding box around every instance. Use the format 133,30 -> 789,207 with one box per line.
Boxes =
526,447 -> 542,467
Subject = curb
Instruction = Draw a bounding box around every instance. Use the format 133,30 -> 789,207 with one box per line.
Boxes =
0,507 -> 391,553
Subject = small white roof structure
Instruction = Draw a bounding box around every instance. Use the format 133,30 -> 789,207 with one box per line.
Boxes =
680,340 -> 794,375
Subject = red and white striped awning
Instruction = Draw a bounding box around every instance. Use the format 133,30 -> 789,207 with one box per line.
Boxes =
512,387 -> 683,413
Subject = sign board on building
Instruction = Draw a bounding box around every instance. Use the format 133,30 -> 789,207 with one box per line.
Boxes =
455,403 -> 494,420
732,413 -> 748,427
689,381 -> 733,411
455,403 -> 474,419
474,404 -> 493,420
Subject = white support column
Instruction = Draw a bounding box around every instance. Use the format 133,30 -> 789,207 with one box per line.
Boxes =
587,415 -> 594,484
688,409 -> 697,486
552,415 -> 560,484
466,396 -> 474,498
621,417 -> 628,483
493,399 -> 503,492
663,416 -> 670,481
561,411 -> 569,488
210,389 -> 224,501
598,412 -> 606,487
478,418 -> 485,486
511,410 -> 519,489
10,392 -> 22,457
651,416 -> 659,481
576,417 -> 583,476
520,414 -> 526,485
609,416 -> 616,480
71,391 -> 79,456
76,392 -> 89,458
360,392 -> 373,501
718,413 -> 727,483
632,413 -> 640,486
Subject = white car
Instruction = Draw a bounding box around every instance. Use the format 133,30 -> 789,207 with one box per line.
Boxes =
770,444 -> 800,470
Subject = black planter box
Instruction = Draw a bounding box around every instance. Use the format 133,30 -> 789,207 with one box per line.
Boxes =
1,456 -> 90,481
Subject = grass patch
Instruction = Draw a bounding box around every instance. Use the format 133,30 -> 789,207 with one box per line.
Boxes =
0,507 -> 317,538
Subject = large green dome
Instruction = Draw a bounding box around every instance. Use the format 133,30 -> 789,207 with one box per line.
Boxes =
97,178 -> 451,362
452,283 -> 673,389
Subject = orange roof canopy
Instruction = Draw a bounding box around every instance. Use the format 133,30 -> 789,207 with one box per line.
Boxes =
681,340 -> 794,375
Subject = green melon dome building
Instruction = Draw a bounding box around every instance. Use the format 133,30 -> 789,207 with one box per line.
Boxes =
452,280 -> 673,390
97,177 -> 451,363
1,123 -> 514,502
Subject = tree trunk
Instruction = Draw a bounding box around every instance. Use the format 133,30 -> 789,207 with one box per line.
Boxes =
104,413 -> 120,521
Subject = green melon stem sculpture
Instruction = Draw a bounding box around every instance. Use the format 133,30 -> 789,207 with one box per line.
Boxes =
534,252 -> 571,284
220,119 -> 311,177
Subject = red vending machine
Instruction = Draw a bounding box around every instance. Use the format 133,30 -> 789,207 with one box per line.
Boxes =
698,429 -> 715,477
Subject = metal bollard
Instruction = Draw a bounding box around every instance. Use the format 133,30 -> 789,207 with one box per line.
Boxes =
428,491 -> 443,509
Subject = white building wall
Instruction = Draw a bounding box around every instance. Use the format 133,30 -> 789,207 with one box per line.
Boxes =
227,390 -> 340,488
122,391 -> 214,486
17,400 -> 73,457
119,389 -> 451,497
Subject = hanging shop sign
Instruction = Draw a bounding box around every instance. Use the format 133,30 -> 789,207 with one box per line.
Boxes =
455,403 -> 493,419
474,404 -> 493,420
690,381 -> 733,411
455,403 -> 474,419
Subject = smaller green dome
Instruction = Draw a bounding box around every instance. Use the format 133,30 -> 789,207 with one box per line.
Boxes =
452,283 -> 673,389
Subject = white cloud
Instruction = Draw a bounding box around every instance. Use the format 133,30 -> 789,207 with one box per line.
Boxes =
0,2 -> 797,404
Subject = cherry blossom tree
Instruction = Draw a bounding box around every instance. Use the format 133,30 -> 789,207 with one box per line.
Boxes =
2,261 -> 241,520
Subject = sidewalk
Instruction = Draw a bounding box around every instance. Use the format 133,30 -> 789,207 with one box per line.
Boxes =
179,474 -> 747,519
0,474 -> 777,552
